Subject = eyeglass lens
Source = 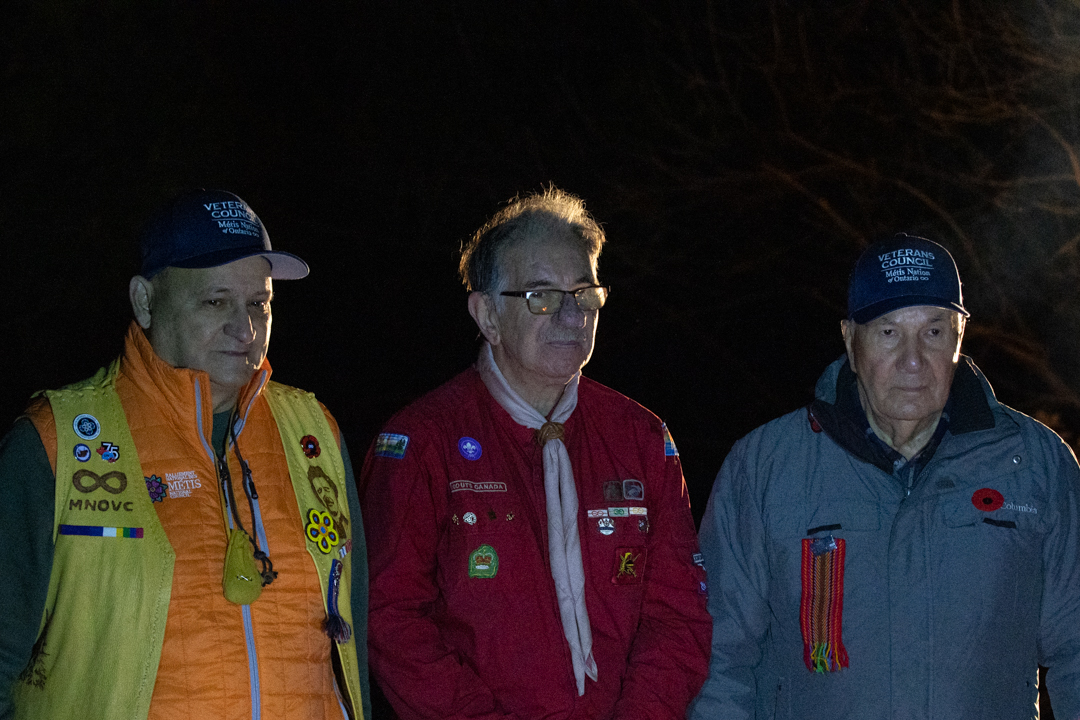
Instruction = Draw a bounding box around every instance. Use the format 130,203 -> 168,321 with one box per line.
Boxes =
527,287 -> 607,314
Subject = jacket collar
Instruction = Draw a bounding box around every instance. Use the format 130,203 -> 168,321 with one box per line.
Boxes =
119,321 -> 273,443
808,354 -> 996,473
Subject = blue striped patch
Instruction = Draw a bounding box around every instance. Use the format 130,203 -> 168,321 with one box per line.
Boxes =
662,423 -> 679,457
60,524 -> 144,538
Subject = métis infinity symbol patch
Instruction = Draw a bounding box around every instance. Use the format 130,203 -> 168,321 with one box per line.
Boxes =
72,469 -> 128,495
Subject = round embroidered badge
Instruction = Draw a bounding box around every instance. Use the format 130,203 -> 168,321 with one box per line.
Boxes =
300,435 -> 321,459
458,437 -> 482,461
73,444 -> 91,462
73,414 -> 101,441
972,487 -> 1004,512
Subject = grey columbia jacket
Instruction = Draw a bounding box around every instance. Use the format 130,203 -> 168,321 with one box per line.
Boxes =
689,355 -> 1080,720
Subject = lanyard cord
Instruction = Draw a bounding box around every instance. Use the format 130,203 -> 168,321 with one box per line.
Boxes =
221,410 -> 278,587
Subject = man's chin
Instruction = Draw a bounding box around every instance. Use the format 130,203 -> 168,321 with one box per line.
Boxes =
542,357 -> 590,382
208,365 -> 259,396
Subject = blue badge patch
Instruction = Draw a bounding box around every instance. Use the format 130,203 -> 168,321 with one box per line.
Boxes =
623,479 -> 644,501
662,423 -> 679,457
73,414 -> 101,441
73,444 -> 91,462
458,437 -> 482,461
375,433 -> 409,459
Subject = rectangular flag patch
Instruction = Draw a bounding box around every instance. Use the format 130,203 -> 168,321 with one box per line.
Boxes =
59,524 -> 144,539
375,433 -> 410,459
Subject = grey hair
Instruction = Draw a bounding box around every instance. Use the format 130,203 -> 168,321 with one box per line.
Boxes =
459,186 -> 606,293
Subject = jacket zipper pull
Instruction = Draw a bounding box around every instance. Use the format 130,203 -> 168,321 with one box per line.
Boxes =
217,456 -> 230,491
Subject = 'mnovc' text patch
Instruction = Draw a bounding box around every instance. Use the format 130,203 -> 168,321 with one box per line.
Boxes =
375,433 -> 410,459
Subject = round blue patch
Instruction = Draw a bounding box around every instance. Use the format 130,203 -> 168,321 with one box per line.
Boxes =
73,444 -> 91,462
73,414 -> 100,441
458,437 -> 482,461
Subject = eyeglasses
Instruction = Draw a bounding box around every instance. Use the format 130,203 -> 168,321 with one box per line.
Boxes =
499,285 -> 610,315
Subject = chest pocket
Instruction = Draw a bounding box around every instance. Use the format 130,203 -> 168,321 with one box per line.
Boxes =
442,480 -> 534,595
942,498 -> 1043,530
940,493 -> 1045,554
767,500 -> 881,540
935,493 -> 1046,618
766,501 -> 881,610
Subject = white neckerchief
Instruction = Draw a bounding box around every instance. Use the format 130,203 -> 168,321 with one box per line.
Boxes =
477,343 -> 597,695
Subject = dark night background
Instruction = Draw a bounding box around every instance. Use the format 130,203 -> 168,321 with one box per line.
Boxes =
4,1 -> 1080,716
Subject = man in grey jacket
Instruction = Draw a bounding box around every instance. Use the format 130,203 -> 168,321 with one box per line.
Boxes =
690,234 -> 1080,719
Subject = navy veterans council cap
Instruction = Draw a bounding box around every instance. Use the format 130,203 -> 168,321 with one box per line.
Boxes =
848,233 -> 969,324
138,189 -> 309,280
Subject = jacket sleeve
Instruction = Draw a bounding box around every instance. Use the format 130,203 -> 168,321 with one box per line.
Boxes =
360,427 -> 519,720
611,425 -> 712,720
687,435 -> 770,720
1036,432 -> 1080,717
339,437 -> 372,720
0,418 -> 57,720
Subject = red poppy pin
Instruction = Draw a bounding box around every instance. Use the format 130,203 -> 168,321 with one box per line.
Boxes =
301,435 -> 321,459
972,488 -> 1003,512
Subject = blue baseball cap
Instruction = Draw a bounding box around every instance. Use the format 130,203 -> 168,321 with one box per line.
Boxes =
138,189 -> 309,280
848,233 -> 969,324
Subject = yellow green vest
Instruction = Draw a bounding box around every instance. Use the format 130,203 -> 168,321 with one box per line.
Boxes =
12,362 -> 363,720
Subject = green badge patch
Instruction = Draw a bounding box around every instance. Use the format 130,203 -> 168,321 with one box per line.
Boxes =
468,544 -> 499,578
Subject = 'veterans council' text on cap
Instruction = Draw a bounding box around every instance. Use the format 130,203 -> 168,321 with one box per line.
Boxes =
139,189 -> 309,280
848,233 -> 969,324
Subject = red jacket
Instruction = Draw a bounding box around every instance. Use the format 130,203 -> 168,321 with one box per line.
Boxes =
361,367 -> 710,720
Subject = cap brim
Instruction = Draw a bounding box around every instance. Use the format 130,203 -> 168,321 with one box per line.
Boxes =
169,248 -> 310,280
851,296 -> 969,324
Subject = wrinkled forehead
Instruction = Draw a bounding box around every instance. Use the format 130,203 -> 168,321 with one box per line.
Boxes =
860,305 -> 964,325
153,256 -> 274,297
495,230 -> 599,288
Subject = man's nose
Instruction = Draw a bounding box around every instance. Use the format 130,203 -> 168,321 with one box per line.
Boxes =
553,292 -> 587,328
225,307 -> 256,343
898,334 -> 923,369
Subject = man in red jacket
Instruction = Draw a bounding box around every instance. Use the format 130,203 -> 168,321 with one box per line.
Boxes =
361,186 -> 711,720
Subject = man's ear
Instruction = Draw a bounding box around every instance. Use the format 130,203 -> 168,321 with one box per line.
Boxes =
468,291 -> 500,346
129,275 -> 154,329
953,314 -> 966,364
840,319 -> 856,369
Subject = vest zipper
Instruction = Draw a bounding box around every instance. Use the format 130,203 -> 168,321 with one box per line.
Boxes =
230,370 -> 272,553
243,605 -> 262,720
194,378 -> 262,720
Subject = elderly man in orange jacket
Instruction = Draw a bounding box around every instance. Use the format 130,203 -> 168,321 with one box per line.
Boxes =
0,190 -> 369,720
